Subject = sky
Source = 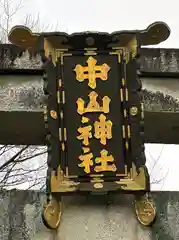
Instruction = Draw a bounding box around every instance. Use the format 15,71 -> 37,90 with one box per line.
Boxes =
14,0 -> 179,48
2,0 -> 179,191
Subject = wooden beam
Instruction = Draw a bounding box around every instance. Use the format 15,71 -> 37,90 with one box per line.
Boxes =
1,110 -> 179,145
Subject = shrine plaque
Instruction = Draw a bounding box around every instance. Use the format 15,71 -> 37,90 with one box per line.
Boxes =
42,42 -> 147,191
8,22 -> 170,228
42,36 -> 148,191
7,22 -> 171,192
63,53 -> 125,177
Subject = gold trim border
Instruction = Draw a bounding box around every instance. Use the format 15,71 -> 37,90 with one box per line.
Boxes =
50,163 -> 146,192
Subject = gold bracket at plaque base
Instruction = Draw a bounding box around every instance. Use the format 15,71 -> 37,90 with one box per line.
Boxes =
42,197 -> 62,230
41,194 -> 156,229
42,167 -> 157,229
134,193 -> 157,226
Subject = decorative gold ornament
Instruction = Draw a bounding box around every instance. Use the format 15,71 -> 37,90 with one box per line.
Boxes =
81,116 -> 89,123
51,167 -> 79,192
43,105 -> 48,122
93,183 -> 104,189
127,125 -> 131,138
57,91 -> 60,103
50,110 -> 57,119
58,78 -> 62,88
130,107 -> 138,116
50,163 -> 147,193
141,103 -> 144,119
116,164 -> 146,190
42,197 -> 62,229
61,143 -> 65,151
134,194 -> 156,226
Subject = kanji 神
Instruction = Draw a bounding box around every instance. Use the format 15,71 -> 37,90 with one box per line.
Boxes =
94,114 -> 112,145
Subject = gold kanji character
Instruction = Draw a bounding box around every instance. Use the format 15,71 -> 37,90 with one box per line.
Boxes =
94,114 -> 112,145
78,147 -> 93,174
76,91 -> 110,115
74,56 -> 110,89
77,125 -> 92,146
94,149 -> 117,172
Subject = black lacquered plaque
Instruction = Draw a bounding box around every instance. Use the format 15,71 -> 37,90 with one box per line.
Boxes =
60,53 -> 126,177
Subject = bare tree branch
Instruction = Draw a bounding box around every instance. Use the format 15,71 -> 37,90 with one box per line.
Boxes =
0,0 -> 59,190
0,0 -> 59,43
0,0 -> 24,42
0,145 -> 47,189
0,145 -> 29,171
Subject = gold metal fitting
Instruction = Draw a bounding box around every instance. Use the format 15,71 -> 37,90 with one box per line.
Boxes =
50,110 -> 57,119
93,183 -> 104,189
130,107 -> 138,116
